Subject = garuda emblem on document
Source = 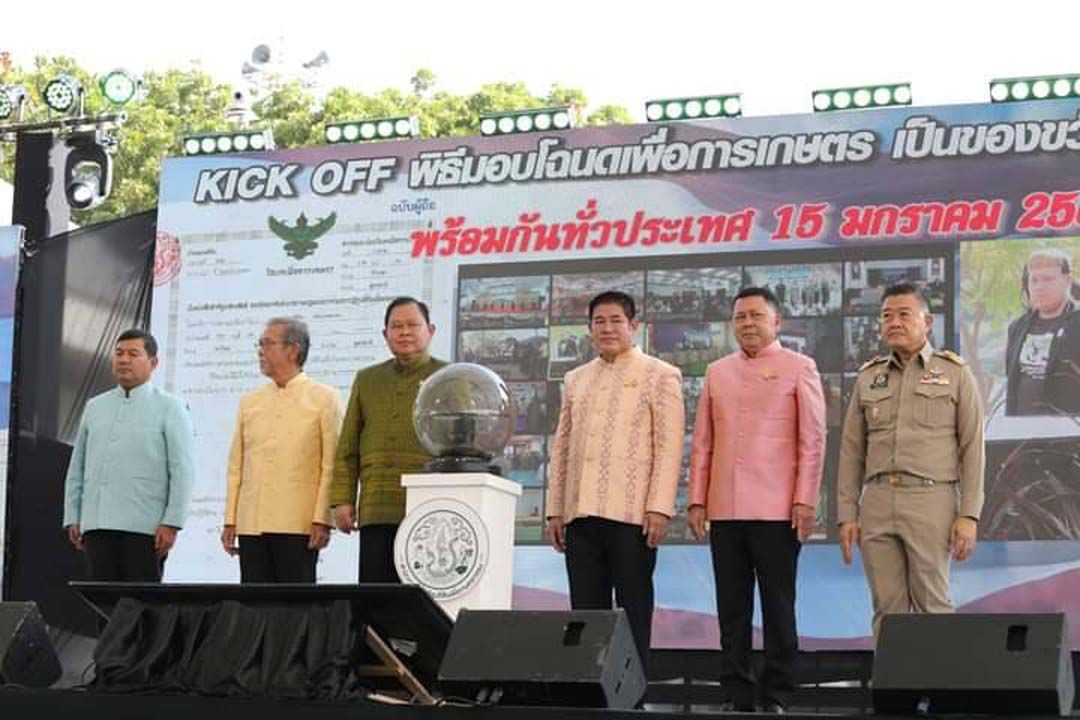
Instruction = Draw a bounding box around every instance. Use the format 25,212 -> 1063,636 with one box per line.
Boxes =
267,211 -> 337,260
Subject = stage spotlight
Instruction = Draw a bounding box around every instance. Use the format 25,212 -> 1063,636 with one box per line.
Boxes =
989,74 -> 1080,103
324,115 -> 419,143
645,94 -> 742,121
0,85 -> 29,121
43,74 -> 83,113
64,130 -> 114,210
99,69 -> 143,106
812,83 -> 912,112
181,128 -> 274,156
479,107 -> 574,136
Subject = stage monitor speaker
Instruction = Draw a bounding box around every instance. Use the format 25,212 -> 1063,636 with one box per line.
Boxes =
0,602 -> 62,688
873,613 -> 1075,716
438,609 -> 645,709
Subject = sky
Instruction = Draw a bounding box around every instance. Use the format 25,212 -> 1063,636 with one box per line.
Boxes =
4,1 -> 1080,121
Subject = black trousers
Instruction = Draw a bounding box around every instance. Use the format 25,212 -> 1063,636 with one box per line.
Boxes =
564,517 -> 657,669
238,533 -> 317,583
83,529 -> 162,582
710,520 -> 801,709
358,524 -> 400,583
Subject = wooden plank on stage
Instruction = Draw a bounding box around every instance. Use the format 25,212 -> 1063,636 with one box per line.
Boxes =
360,625 -> 437,705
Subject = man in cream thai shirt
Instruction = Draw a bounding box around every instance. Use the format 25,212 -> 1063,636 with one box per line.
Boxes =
222,317 -> 341,583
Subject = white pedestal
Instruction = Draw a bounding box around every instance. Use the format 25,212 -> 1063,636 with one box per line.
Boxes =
394,472 -> 521,619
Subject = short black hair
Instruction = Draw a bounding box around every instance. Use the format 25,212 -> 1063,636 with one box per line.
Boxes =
384,297 -> 431,327
881,282 -> 930,313
588,291 -> 636,322
116,328 -> 158,358
732,286 -> 780,315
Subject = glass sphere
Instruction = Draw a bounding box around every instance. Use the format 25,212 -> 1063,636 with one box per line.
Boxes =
414,363 -> 515,460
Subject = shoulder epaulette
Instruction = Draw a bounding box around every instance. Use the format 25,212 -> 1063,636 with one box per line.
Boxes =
859,355 -> 889,372
934,349 -> 967,366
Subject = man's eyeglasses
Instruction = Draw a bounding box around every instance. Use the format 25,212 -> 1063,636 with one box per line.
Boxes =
256,339 -> 293,349
387,321 -> 426,332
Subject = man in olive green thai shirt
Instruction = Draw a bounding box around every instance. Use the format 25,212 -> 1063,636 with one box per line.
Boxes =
331,297 -> 447,582
838,283 -> 985,639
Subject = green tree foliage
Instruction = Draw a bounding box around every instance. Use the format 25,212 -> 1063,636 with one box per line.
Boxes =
586,104 -> 634,127
1,58 -> 633,225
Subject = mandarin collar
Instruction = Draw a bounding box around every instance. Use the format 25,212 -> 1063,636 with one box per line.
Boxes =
394,352 -> 433,375
117,381 -> 153,399
740,339 -> 782,361
275,371 -> 310,390
599,345 -> 641,367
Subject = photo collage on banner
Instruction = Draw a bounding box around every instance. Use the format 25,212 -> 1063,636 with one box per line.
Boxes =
961,236 -> 1080,540
459,246 -> 953,544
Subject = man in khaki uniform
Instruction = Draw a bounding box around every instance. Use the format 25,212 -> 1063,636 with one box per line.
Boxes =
837,283 -> 984,638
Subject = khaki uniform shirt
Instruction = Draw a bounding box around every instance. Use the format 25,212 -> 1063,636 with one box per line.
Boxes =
837,343 -> 985,524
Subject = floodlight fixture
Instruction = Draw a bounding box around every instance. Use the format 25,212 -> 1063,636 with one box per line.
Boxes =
645,93 -> 742,121
325,115 -> 419,143
64,130 -> 115,210
43,74 -> 84,114
989,74 -> 1080,103
0,85 -> 30,121
99,69 -> 143,106
479,106 -> 574,136
181,128 -> 275,156
812,82 -> 912,112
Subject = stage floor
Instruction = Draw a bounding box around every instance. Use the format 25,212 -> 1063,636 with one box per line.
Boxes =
3,688 -> 1078,720
0,688 -> 865,720
14,635 -> 1077,718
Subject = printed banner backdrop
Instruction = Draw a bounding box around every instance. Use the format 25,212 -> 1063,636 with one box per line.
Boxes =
154,100 -> 1080,647
0,225 -> 21,591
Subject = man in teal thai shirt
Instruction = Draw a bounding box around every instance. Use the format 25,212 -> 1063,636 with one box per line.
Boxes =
63,329 -> 195,581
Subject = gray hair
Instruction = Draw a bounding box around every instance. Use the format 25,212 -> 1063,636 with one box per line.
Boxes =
1027,247 -> 1073,274
267,317 -> 310,367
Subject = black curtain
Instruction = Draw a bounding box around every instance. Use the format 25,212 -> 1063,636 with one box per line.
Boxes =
3,210 -> 156,635
93,597 -> 367,699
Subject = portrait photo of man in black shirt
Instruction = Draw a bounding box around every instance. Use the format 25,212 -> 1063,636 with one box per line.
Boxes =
1005,248 -> 1080,416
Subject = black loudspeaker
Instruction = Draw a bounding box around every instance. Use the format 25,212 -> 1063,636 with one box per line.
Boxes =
0,602 -> 62,688
438,609 -> 646,709
873,613 -> 1075,716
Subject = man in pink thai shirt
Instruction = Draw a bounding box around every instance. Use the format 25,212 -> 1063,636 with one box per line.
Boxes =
689,286 -> 826,713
